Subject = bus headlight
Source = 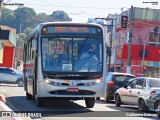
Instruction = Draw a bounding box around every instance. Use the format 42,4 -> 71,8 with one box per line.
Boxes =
45,79 -> 50,84
45,79 -> 61,86
96,79 -> 101,84
85,81 -> 99,86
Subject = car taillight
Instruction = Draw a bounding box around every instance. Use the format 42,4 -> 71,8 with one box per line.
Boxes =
108,81 -> 115,88
150,91 -> 156,94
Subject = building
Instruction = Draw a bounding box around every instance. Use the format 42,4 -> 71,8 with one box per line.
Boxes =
0,25 -> 17,68
114,7 -> 160,77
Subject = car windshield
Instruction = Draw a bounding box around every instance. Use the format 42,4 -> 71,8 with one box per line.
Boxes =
11,68 -> 23,75
149,78 -> 160,87
112,75 -> 135,85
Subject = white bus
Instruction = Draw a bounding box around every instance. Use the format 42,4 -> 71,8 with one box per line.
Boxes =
23,22 -> 109,108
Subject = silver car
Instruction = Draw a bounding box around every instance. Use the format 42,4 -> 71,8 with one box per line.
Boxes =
115,77 -> 160,111
0,67 -> 23,87
145,93 -> 160,118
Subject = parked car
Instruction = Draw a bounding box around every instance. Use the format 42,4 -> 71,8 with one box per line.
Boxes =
145,93 -> 160,118
115,77 -> 160,112
0,67 -> 23,87
96,72 -> 135,102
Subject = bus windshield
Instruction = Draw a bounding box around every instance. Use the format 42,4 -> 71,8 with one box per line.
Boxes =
42,37 -> 103,73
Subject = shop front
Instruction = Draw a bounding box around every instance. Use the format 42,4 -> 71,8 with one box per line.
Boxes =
0,26 -> 16,68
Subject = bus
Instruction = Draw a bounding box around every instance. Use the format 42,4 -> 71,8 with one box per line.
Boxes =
23,22 -> 109,108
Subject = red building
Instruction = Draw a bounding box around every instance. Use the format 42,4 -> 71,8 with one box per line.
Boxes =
0,26 -> 17,68
114,7 -> 160,77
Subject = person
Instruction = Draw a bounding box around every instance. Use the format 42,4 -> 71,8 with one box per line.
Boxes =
80,47 -> 98,61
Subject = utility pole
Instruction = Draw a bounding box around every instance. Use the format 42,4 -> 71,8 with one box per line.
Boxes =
0,0 -> 3,22
126,6 -> 134,73
108,20 -> 113,72
95,17 -> 116,72
16,22 -> 21,69
141,8 -> 149,76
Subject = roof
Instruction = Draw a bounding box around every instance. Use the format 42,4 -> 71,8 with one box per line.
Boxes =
108,72 -> 135,76
136,77 -> 160,80
25,21 -> 104,41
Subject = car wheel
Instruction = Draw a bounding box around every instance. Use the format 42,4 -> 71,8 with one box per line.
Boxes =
17,79 -> 23,87
115,94 -> 121,107
105,93 -> 110,103
138,98 -> 148,111
96,97 -> 100,100
157,102 -> 160,118
85,98 -> 95,108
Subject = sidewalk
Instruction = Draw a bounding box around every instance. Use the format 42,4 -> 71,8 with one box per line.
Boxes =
0,92 -> 32,120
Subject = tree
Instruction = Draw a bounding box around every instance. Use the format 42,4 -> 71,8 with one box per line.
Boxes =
14,7 -> 37,33
19,33 -> 26,40
24,27 -> 33,36
37,13 -> 47,20
0,7 -> 16,28
0,7 -> 73,34
51,10 -> 72,21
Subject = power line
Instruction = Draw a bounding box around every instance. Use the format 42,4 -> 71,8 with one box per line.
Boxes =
14,2 -> 121,10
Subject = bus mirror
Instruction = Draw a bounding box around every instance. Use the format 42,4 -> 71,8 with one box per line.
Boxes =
32,39 -> 37,50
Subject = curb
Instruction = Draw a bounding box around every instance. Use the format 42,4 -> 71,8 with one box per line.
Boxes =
0,93 -> 6,103
0,94 -> 32,120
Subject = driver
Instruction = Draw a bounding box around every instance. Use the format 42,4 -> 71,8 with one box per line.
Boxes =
80,47 -> 98,61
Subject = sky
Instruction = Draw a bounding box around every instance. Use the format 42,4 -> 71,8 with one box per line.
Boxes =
3,0 -> 160,22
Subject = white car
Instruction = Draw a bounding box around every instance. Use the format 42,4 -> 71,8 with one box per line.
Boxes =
0,67 -> 23,87
115,77 -> 160,111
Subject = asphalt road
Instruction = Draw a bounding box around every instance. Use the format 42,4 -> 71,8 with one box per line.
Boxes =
0,83 -> 159,120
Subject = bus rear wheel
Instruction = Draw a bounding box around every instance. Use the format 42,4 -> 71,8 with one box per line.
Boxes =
85,98 -> 95,108
36,97 -> 44,107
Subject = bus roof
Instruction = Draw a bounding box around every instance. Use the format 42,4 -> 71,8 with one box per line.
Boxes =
24,22 -> 104,42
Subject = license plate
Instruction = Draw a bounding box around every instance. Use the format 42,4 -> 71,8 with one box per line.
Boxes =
67,88 -> 79,92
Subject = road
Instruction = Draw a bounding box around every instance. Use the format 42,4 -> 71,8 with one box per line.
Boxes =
0,84 -> 159,120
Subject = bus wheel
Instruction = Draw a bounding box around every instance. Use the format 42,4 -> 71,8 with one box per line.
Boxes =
85,98 -> 95,108
36,97 -> 44,107
26,92 -> 32,100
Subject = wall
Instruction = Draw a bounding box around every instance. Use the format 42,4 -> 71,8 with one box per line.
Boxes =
0,46 -> 15,67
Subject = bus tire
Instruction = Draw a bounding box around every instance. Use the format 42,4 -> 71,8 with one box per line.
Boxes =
85,98 -> 95,108
26,92 -> 32,100
36,97 -> 44,107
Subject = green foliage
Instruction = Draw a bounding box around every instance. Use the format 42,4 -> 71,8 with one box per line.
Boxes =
0,7 -> 72,34
24,27 -> 33,36
14,7 -> 37,33
0,8 -> 16,28
19,33 -> 26,40
51,10 -> 72,21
